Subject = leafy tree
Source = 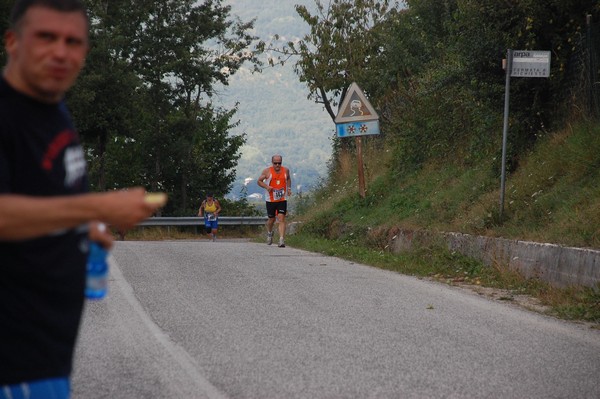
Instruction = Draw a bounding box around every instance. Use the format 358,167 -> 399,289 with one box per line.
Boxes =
162,105 -> 246,215
115,0 -> 260,211
374,0 -> 600,174
68,46 -> 151,190
263,0 -> 403,122
440,0 -> 600,169
65,0 -> 155,191
67,0 -> 261,215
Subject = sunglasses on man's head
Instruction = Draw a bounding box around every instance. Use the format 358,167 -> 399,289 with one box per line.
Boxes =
273,162 -> 281,165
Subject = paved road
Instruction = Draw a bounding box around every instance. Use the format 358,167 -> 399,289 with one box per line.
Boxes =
72,240 -> 600,398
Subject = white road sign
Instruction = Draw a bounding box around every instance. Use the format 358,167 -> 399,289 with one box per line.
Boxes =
334,82 -> 379,124
511,50 -> 551,78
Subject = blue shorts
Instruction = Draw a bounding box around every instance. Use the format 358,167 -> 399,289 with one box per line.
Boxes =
0,377 -> 70,399
204,217 -> 218,229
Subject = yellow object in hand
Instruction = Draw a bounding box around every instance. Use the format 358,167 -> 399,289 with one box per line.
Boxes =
144,192 -> 168,206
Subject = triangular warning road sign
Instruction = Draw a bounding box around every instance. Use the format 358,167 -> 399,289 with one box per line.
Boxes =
334,82 -> 379,124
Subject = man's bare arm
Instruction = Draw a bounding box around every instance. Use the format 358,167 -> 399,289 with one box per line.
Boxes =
0,188 -> 162,241
257,168 -> 271,191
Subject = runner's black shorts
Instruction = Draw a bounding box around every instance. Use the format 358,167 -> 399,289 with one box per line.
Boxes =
266,201 -> 287,218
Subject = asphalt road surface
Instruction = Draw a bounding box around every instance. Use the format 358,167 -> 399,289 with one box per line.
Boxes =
72,240 -> 600,399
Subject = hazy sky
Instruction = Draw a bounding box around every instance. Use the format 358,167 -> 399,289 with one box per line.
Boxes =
217,0 -> 334,197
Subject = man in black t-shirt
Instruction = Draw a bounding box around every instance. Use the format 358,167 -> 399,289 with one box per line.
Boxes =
0,1 -> 164,398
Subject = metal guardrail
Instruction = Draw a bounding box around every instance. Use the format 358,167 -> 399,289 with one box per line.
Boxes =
138,216 -> 267,227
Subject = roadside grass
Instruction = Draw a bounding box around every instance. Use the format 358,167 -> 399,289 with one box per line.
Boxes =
300,122 -> 600,249
488,122 -> 600,247
289,120 -> 600,326
286,233 -> 600,326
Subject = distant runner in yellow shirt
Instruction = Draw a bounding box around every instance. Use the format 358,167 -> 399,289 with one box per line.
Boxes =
198,193 -> 221,241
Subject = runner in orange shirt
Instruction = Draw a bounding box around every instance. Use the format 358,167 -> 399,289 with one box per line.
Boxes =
257,154 -> 292,247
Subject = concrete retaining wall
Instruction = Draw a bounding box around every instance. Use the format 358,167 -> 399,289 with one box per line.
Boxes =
389,230 -> 600,289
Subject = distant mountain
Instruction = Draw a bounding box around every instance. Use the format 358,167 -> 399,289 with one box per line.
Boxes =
217,0 -> 334,198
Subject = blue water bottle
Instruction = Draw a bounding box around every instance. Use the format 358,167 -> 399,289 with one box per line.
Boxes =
85,242 -> 109,299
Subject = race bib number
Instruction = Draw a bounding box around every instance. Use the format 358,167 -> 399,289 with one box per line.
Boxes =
273,188 -> 285,201
206,213 -> 216,221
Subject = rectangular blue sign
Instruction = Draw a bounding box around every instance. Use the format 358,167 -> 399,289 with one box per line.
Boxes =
336,120 -> 380,138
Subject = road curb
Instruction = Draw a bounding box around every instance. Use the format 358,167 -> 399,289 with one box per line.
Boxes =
390,229 -> 600,289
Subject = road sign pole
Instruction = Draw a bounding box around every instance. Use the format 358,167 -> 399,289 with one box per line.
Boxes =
356,136 -> 366,198
500,49 -> 513,221
499,49 -> 550,220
